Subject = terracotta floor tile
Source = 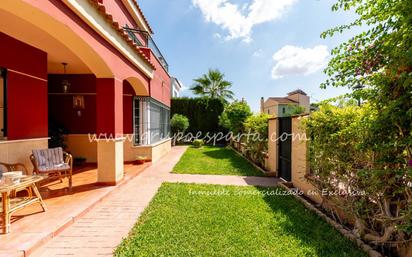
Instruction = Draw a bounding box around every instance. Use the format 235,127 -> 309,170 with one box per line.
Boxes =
0,163 -> 148,255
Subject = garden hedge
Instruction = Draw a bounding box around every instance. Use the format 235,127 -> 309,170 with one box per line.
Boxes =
171,97 -> 227,136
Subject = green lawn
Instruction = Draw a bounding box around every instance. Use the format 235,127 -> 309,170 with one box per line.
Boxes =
172,146 -> 264,176
115,183 -> 366,257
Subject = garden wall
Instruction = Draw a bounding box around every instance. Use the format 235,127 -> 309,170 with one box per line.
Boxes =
290,116 -> 322,203
266,115 -> 322,203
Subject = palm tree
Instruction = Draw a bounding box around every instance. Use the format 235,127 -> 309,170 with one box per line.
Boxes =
190,69 -> 234,101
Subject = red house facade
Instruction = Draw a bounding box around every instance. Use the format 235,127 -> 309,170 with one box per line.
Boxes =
0,0 -> 171,184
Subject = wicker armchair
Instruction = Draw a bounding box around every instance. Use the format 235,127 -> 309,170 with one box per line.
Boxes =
30,148 -> 73,190
0,162 -> 31,197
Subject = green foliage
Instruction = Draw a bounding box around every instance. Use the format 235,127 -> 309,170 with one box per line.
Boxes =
172,146 -> 263,176
171,97 -> 226,135
304,102 -> 412,251
115,183 -> 366,257
192,139 -> 204,148
219,100 -> 252,135
190,69 -> 234,102
243,113 -> 271,167
285,104 -> 305,116
170,114 -> 189,134
321,0 -> 412,163
318,1 -> 412,251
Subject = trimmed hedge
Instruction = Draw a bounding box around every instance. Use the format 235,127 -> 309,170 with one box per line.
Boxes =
171,97 -> 227,135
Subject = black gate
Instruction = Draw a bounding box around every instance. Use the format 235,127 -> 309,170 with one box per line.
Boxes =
278,117 -> 292,181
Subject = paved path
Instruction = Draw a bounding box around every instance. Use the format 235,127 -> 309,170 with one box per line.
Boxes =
32,146 -> 278,257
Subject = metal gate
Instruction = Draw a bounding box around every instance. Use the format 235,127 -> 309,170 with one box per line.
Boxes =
278,117 -> 292,181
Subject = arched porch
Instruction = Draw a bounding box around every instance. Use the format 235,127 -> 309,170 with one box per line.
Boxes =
0,1 -> 147,185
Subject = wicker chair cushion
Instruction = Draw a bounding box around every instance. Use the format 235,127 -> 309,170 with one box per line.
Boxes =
32,147 -> 65,168
37,163 -> 70,173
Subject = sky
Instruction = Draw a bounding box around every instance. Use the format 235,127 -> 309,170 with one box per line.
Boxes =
139,0 -> 362,112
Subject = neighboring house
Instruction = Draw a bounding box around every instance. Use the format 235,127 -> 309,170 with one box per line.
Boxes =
171,77 -> 182,97
0,0 -> 171,185
261,90 -> 310,118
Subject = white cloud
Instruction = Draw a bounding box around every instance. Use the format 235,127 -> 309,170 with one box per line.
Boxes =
271,45 -> 329,79
192,0 -> 297,42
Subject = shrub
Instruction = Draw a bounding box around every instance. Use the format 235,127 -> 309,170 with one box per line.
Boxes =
304,100 -> 412,255
242,113 -> 271,167
219,100 -> 252,135
171,114 -> 189,135
192,139 -> 204,148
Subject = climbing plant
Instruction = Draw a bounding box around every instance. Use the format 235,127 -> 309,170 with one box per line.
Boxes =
309,0 -> 412,255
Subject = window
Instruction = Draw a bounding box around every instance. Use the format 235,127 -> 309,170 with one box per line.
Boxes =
282,107 -> 286,114
0,68 -> 6,139
133,97 -> 170,145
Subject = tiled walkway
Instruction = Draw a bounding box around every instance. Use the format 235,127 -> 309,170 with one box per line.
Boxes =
31,146 -> 278,257
0,163 -> 149,257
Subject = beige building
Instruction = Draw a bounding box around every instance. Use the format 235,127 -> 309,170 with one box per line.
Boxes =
260,90 -> 310,117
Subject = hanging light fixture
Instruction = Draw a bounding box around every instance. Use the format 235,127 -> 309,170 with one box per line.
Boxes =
61,62 -> 70,93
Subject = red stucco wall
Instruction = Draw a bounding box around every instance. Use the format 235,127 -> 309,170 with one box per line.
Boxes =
0,2 -> 170,140
140,48 -> 171,107
0,32 -> 48,140
102,0 -> 147,45
48,74 -> 97,134
96,78 -> 123,136
123,81 -> 135,134
102,0 -> 137,29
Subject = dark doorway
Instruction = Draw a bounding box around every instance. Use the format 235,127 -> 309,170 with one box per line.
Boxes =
278,117 -> 292,181
0,68 -> 6,139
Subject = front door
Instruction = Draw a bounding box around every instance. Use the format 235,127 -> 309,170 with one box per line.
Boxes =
278,117 -> 292,181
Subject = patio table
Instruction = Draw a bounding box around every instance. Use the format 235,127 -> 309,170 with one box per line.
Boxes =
0,175 -> 47,234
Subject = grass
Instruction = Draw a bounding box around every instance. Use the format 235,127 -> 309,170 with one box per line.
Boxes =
172,146 -> 264,176
115,183 -> 366,257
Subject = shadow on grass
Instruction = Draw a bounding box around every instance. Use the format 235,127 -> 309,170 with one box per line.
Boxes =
202,146 -> 264,176
255,186 -> 366,257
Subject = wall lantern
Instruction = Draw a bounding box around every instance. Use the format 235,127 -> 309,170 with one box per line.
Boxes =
73,95 -> 85,117
61,62 -> 70,93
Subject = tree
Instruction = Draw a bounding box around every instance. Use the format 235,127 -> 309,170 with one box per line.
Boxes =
285,104 -> 305,116
190,69 -> 234,101
218,100 -> 252,136
321,0 -> 412,163
317,0 -> 412,255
